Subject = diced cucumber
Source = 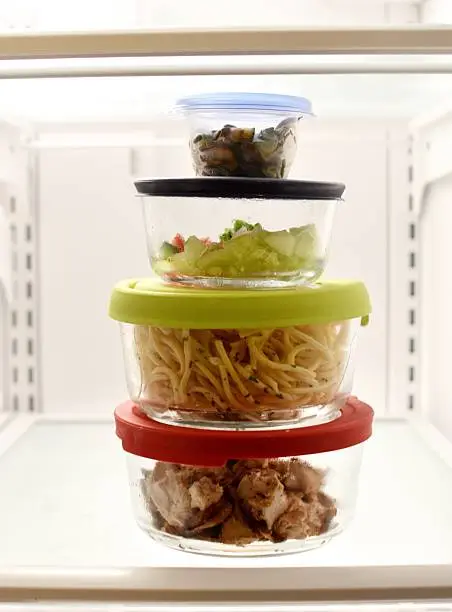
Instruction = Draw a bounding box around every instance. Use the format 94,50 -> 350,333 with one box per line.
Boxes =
291,225 -> 317,259
152,258 -> 177,275
153,252 -> 194,276
155,222 -> 318,278
262,230 -> 296,257
159,241 -> 178,259
199,247 -> 234,269
183,236 -> 207,264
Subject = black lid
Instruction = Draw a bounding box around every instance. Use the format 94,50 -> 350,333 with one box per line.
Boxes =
134,177 -> 345,200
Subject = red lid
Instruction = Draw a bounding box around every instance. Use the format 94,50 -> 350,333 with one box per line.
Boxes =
114,398 -> 374,467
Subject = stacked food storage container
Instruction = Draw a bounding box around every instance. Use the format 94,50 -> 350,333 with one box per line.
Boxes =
110,93 -> 373,556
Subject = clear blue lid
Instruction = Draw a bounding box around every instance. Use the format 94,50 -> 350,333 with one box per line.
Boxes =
176,92 -> 313,115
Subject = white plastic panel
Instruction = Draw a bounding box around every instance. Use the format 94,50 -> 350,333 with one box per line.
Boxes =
140,0 -> 418,28
0,123 -> 37,414
0,0 -> 418,33
0,0 -> 137,32
37,148 -> 149,413
422,0 -> 452,23
419,174 -> 452,442
0,183 -> 11,302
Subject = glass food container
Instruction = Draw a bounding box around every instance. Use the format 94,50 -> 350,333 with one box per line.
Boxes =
115,397 -> 374,556
176,92 -> 314,178
109,278 -> 371,429
135,178 -> 343,288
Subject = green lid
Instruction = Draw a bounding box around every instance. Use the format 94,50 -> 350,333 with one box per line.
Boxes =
109,279 -> 371,329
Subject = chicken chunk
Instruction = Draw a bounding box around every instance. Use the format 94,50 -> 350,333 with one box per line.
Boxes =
189,477 -> 224,512
237,468 -> 289,529
283,459 -> 324,495
145,459 -> 337,547
221,512 -> 257,546
273,494 -> 311,540
148,468 -> 192,529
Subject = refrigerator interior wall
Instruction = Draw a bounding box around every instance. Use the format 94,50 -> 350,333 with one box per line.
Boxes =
0,124 -> 36,415
0,0 -> 419,31
139,0 -> 418,28
0,6 -> 452,606
0,182 -> 9,413
422,0 -> 452,23
415,110 -> 452,443
420,175 -> 452,440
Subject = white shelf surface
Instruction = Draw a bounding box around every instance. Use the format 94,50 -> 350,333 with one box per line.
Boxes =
0,415 -> 452,602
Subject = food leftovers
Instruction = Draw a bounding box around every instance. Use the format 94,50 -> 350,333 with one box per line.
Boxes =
190,120 -> 298,178
142,458 -> 336,545
134,321 -> 350,423
153,220 -> 318,280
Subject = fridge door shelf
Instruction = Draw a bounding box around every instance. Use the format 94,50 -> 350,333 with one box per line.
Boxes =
0,413 -> 451,604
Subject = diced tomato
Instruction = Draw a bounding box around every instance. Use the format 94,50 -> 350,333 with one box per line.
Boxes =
171,233 -> 185,252
200,237 -> 212,247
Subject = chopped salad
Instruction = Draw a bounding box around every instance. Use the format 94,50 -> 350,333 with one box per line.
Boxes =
153,220 -> 318,279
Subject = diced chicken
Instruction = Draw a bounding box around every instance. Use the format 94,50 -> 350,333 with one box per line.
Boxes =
149,461 -> 172,483
273,494 -> 311,540
187,501 -> 233,535
148,469 -> 192,529
145,459 -> 337,547
195,466 -> 232,486
221,512 -> 257,546
268,459 -> 290,479
189,477 -> 223,511
237,469 -> 289,529
231,459 -> 269,480
309,492 -> 337,533
283,459 -> 324,495
303,496 -> 327,535
318,491 -> 337,524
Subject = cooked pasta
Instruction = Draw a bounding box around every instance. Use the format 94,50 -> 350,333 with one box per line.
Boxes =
133,322 -> 351,422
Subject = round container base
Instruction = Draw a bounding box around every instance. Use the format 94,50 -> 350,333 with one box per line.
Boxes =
160,271 -> 321,290
139,403 -> 342,431
139,522 -> 342,557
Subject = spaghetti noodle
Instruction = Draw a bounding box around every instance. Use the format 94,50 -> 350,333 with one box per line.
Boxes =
133,322 -> 351,422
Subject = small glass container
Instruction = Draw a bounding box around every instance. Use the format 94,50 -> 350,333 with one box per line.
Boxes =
115,398 -> 374,556
109,278 -> 371,429
176,92 -> 314,178
135,178 -> 344,288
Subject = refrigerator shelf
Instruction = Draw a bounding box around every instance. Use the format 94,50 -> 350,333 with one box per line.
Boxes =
1,27 -> 452,64
0,414 -> 451,603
